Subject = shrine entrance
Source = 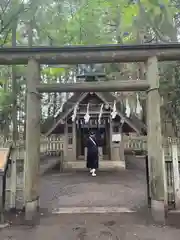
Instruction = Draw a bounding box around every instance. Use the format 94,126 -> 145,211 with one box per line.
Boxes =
76,117 -> 111,161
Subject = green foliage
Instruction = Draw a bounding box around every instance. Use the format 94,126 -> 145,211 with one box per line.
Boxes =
42,67 -> 66,77
0,0 -> 179,134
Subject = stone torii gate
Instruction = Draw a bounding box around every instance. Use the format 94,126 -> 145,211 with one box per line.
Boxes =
1,44 -> 180,222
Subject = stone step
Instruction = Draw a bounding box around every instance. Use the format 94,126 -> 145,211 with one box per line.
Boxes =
40,157 -> 60,175
63,160 -> 125,170
52,206 -> 136,214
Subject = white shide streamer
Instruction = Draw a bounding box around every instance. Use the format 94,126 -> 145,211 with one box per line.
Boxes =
111,100 -> 117,119
125,98 -> 131,118
135,93 -> 142,115
72,103 -> 79,122
84,103 -> 90,123
98,104 -> 104,124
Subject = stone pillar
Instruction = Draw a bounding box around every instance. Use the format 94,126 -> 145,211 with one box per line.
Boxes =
24,59 -> 41,221
109,118 -> 113,160
72,121 -> 76,160
146,56 -> 166,222
119,129 -> 125,167
84,147 -> 87,161
10,149 -> 16,209
98,147 -> 103,161
112,144 -> 120,162
64,119 -> 68,162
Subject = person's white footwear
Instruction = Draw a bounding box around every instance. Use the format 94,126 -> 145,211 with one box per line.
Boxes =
90,169 -> 93,173
91,169 -> 96,176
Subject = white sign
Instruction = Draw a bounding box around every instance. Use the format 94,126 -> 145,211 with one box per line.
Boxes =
112,134 -> 121,142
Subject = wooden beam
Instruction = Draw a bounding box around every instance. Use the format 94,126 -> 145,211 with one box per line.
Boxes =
36,80 -> 149,93
24,59 -> 41,221
0,44 -> 180,64
146,56 -> 165,222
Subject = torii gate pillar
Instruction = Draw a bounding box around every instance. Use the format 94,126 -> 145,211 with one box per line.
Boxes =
24,59 -> 41,221
146,56 -> 166,222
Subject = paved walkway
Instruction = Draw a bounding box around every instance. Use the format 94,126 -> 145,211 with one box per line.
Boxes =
1,168 -> 180,239
1,213 -> 180,239
40,169 -> 147,212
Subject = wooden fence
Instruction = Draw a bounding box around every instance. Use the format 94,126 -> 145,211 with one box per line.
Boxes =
123,135 -> 180,160
1,134 -> 64,210
123,135 -> 147,152
0,134 -> 64,159
123,135 -> 180,208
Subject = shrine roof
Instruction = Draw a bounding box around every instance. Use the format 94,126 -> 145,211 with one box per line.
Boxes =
43,92 -> 147,136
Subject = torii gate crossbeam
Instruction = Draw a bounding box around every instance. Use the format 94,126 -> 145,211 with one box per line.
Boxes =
0,43 -> 180,64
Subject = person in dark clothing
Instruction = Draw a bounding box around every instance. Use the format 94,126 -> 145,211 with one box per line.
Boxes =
86,132 -> 99,176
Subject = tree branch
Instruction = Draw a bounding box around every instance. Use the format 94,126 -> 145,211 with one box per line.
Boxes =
144,37 -> 156,43
35,22 -> 57,45
0,28 -> 11,46
0,3 -> 29,36
0,0 -> 11,15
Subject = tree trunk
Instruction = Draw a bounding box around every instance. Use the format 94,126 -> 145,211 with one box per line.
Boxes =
12,19 -> 18,142
24,21 -> 33,139
3,73 -> 10,140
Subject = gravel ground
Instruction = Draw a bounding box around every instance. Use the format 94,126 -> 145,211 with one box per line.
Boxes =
1,168 -> 180,239
1,213 -> 180,240
39,169 -> 147,211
